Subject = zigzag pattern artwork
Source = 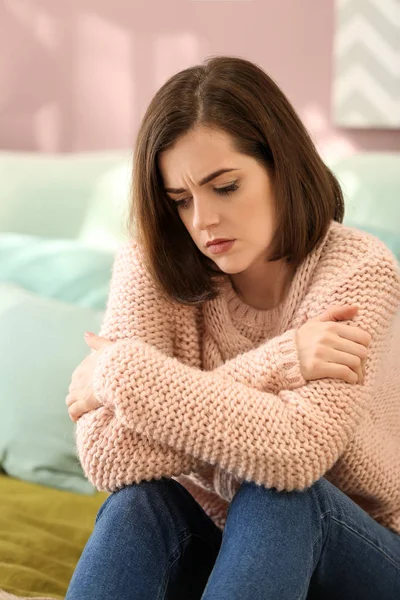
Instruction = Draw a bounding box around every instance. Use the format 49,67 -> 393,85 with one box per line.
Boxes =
332,0 -> 400,128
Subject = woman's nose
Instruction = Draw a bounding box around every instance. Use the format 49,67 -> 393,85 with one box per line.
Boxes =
192,199 -> 220,230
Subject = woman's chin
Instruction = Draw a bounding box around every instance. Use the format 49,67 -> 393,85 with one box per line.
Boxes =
212,259 -> 248,275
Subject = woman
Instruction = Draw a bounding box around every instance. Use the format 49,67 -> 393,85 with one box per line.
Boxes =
65,56 -> 400,599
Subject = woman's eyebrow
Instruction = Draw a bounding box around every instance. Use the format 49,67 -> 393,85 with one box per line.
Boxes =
164,168 -> 239,194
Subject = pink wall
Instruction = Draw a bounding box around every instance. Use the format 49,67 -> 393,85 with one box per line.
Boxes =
0,0 -> 399,156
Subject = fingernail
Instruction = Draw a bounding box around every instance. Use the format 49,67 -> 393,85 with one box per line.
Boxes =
84,332 -> 94,338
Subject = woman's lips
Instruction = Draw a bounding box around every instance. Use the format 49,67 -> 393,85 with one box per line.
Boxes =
208,240 -> 235,254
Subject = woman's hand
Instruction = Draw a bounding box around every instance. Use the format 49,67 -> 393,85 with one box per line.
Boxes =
66,333 -> 114,422
296,305 -> 372,385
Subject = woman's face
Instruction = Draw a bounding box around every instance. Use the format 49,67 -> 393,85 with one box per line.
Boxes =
159,125 -> 277,275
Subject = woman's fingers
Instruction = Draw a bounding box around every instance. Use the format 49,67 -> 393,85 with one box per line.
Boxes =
361,356 -> 367,381
331,336 -> 368,384
331,336 -> 368,360
68,398 -> 96,421
326,348 -> 365,384
65,393 -> 75,408
66,385 -> 92,406
68,401 -> 85,422
333,323 -> 372,348
316,362 -> 358,384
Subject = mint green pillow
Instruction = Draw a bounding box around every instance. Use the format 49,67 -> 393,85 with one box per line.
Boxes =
0,283 -> 105,494
325,152 -> 400,262
327,152 -> 400,235
0,150 -> 132,248
0,233 -> 115,310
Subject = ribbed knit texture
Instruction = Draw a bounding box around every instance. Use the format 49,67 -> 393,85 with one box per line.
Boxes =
75,220 -> 400,534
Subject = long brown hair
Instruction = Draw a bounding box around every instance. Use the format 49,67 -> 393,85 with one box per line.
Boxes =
127,55 -> 344,305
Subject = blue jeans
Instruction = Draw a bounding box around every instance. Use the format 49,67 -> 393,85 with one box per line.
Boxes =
65,476 -> 400,599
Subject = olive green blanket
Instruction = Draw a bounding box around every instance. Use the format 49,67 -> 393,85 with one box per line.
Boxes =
0,474 -> 108,599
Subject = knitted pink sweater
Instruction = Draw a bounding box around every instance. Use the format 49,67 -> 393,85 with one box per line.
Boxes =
75,220 -> 400,535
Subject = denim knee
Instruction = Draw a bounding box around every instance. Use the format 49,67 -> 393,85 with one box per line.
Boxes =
95,477 -> 187,526
228,476 -> 330,526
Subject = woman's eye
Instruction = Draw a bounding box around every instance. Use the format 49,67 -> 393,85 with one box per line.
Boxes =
215,182 -> 239,196
174,199 -> 190,208
174,182 -> 239,209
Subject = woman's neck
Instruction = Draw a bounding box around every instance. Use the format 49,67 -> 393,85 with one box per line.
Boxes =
229,259 -> 296,311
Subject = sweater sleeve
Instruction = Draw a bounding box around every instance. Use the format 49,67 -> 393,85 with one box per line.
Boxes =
74,240 -> 198,490
92,254 -> 400,491
214,327 -> 306,392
